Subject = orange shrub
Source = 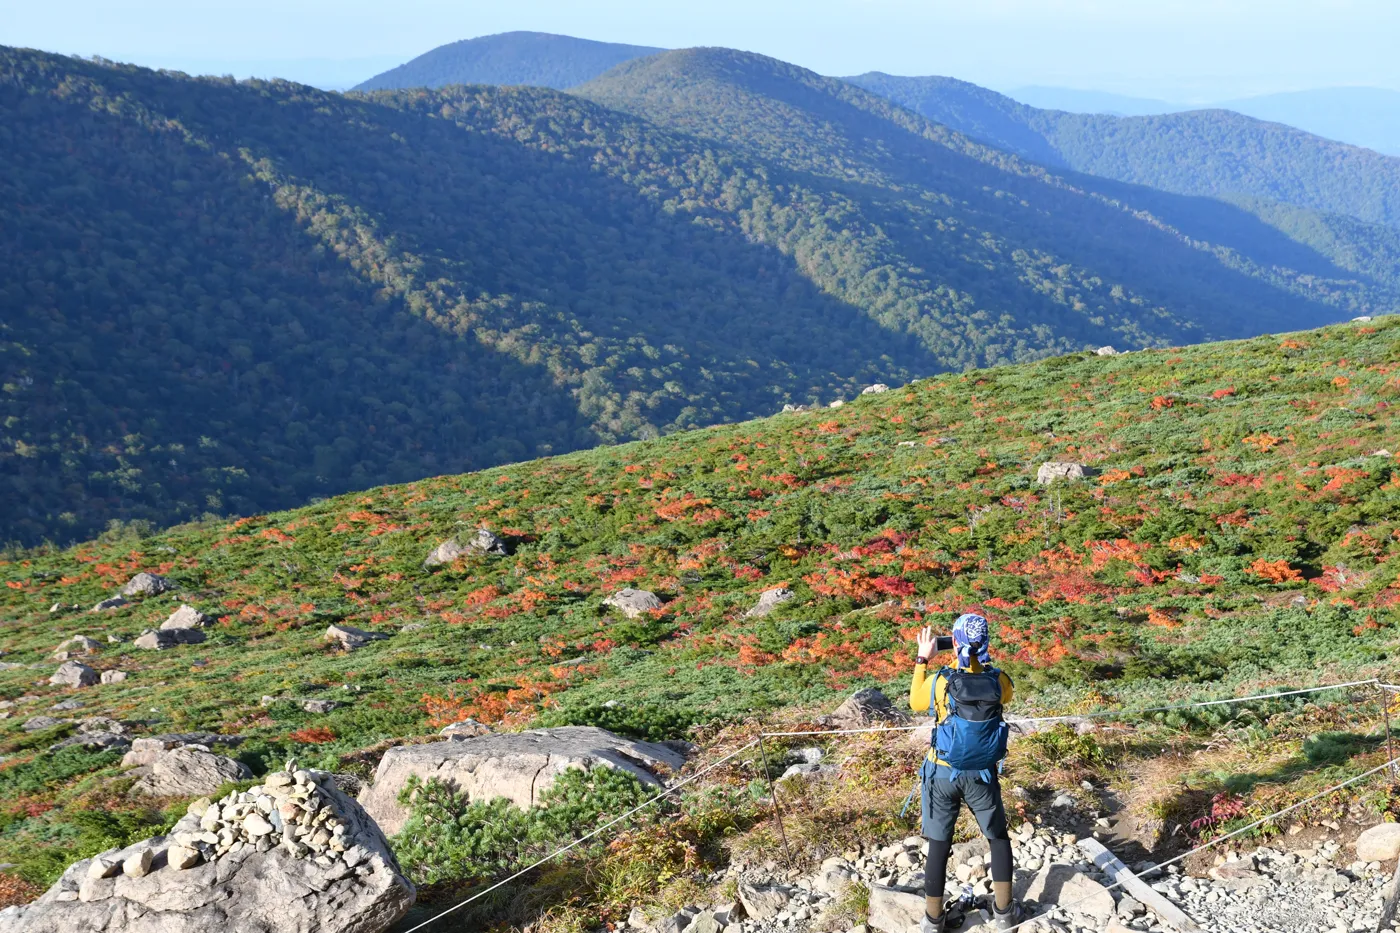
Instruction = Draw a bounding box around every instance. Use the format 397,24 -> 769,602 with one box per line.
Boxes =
1248,558 -> 1303,583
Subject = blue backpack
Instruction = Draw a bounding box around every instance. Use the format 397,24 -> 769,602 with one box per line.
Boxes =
931,667 -> 1010,781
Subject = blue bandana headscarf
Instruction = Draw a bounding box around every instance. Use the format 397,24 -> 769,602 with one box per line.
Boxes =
952,613 -> 991,668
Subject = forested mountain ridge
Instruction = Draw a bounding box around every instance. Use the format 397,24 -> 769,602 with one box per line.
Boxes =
579,48 -> 1396,327
1,47 -> 932,545
0,46 -> 1386,546
846,71 -> 1400,229
352,31 -> 663,92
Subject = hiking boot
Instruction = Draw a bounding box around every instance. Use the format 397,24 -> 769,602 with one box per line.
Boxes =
920,913 -> 946,933
993,900 -> 1027,931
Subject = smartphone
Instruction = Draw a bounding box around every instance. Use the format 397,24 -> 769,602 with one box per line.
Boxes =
934,635 -> 954,652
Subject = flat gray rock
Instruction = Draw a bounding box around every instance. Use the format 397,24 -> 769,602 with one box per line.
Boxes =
130,747 -> 251,797
359,725 -> 687,837
121,734 -> 242,769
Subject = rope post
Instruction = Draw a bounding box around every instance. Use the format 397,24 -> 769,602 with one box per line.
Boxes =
1380,683 -> 1398,784
757,734 -> 796,868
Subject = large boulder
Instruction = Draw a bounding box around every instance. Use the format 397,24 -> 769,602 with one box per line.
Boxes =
1035,461 -> 1094,484
359,725 -> 687,837
120,573 -> 174,597
131,746 -> 252,797
422,527 -> 507,568
49,661 -> 99,688
602,588 -> 663,619
0,766 -> 414,933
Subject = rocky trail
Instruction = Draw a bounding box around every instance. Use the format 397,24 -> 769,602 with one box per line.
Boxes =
627,820 -> 1400,933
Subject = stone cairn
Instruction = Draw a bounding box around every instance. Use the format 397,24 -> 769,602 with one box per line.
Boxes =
158,759 -> 352,872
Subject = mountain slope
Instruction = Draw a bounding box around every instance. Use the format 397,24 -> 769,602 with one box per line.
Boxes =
1,318 -> 1398,887
847,72 -> 1400,229
352,31 -> 663,91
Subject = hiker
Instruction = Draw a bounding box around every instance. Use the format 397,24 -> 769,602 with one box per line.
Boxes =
911,613 -> 1024,931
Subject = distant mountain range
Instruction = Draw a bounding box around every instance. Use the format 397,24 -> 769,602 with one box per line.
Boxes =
847,73 -> 1400,230
354,33 -> 1400,159
1009,85 -> 1400,156
353,32 -> 663,91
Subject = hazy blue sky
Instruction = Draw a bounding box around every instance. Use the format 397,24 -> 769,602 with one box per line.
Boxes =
7,0 -> 1400,98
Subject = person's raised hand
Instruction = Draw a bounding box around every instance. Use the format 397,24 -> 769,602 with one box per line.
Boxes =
916,625 -> 935,660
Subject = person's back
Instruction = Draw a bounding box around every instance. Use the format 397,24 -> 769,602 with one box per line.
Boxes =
909,614 -> 1025,931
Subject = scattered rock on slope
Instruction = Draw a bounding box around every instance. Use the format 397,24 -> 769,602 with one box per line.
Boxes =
133,627 -> 205,650
52,635 -> 101,660
122,733 -> 243,768
1355,822 -> 1400,861
49,661 -> 99,688
0,764 -> 414,933
325,623 -> 391,650
1036,461 -> 1094,484
120,572 -> 175,597
160,605 -> 209,631
422,527 -> 508,567
359,725 -> 687,836
862,383 -> 890,394
130,746 -> 253,797
745,587 -> 794,618
89,596 -> 128,613
603,588 -> 663,618
824,687 -> 911,728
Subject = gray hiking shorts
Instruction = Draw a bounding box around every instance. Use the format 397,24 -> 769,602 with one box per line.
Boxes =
919,758 -> 1010,842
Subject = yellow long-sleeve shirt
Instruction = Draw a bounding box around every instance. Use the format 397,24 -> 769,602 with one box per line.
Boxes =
910,659 -> 1014,764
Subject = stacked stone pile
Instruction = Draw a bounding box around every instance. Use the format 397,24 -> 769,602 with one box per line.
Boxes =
0,759 -> 414,933
163,760 -> 351,869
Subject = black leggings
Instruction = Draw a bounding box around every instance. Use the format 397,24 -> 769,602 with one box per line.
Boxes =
924,837 -> 1013,898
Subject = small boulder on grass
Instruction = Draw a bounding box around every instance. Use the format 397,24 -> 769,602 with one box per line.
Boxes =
325,623 -> 391,651
422,527 -> 508,568
745,587 -> 794,618
160,604 -> 209,631
134,628 -> 205,650
52,635 -> 101,660
603,588 -> 663,618
1035,461 -> 1094,484
49,660 -> 98,688
121,572 -> 174,597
